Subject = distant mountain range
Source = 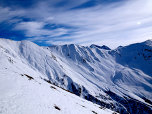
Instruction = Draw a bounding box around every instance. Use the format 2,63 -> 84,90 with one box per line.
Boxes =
0,38 -> 152,114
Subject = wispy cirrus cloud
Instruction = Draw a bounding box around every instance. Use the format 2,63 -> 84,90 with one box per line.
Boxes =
0,6 -> 25,23
0,0 -> 152,48
13,21 -> 69,39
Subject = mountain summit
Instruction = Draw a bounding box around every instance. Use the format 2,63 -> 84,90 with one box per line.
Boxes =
90,44 -> 111,50
0,38 -> 152,114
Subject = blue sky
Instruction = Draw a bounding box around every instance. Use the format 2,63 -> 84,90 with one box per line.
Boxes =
0,0 -> 152,48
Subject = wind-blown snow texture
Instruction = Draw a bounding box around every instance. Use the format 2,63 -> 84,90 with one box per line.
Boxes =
0,38 -> 152,114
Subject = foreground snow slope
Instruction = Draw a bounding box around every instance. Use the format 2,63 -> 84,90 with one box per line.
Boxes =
0,38 -> 152,113
0,66 -> 114,114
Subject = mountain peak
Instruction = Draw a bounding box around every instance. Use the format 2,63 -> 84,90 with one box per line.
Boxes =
90,44 -> 111,50
143,39 -> 152,46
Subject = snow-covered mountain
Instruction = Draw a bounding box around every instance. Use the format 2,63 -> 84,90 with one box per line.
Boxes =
0,38 -> 152,114
0,63 -> 114,114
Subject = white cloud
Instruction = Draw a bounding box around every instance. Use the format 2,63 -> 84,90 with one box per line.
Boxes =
0,7 -> 24,23
14,22 -> 44,30
1,0 -> 152,48
46,0 -> 152,48
13,21 -> 68,39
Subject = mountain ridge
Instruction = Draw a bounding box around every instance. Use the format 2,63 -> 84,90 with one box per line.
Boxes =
0,38 -> 152,114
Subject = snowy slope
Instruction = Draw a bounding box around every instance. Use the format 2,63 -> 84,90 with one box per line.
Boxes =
0,66 -> 115,114
0,38 -> 152,114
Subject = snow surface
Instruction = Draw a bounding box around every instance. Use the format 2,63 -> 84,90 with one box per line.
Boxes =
0,67 -> 114,114
0,38 -> 152,113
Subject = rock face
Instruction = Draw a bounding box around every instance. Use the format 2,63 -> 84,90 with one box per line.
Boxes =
0,38 -> 152,114
90,44 -> 111,50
